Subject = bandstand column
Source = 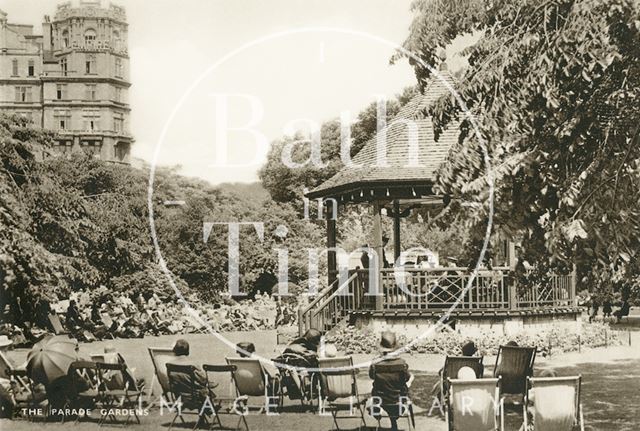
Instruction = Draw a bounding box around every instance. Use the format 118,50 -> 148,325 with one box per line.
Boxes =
373,202 -> 384,310
326,207 -> 337,286
393,200 -> 401,262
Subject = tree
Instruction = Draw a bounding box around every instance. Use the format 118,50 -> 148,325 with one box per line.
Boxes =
400,0 -> 640,295
259,87 -> 417,205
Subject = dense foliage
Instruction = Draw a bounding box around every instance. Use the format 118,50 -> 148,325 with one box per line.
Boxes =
259,87 -> 417,204
0,114 -> 323,324
400,0 -> 640,298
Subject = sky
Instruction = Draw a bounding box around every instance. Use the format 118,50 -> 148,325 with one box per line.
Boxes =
2,0 -> 470,185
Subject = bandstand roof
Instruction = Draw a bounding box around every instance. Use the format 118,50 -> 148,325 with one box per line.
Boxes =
307,68 -> 459,204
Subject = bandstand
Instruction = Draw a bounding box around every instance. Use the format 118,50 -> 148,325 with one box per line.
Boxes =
299,66 -> 579,338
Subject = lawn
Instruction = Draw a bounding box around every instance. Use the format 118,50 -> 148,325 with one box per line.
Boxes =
3,327 -> 640,430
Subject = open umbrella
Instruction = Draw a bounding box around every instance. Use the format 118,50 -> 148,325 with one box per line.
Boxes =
26,335 -> 79,385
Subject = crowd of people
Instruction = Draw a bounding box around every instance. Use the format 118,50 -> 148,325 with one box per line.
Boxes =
587,295 -> 632,323
0,290 -> 299,346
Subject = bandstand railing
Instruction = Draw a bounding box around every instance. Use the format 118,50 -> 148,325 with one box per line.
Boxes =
299,267 -> 576,335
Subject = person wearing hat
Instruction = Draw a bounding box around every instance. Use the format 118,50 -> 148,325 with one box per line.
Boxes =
368,331 -> 413,431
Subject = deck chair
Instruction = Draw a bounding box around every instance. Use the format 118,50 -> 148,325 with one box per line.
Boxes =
148,347 -> 177,402
67,361 -> 100,420
6,368 -> 48,420
226,357 -> 281,415
166,363 -> 214,431
273,351 -> 317,406
440,356 -> 484,404
203,364 -> 245,430
48,313 -> 67,335
493,346 -> 536,399
99,313 -> 116,339
369,362 -> 416,431
96,362 -> 142,425
447,377 -> 503,431
524,376 -> 584,431
0,351 -> 27,385
317,356 -> 366,431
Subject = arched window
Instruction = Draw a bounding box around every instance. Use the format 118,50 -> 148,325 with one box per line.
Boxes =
62,29 -> 69,48
84,28 -> 96,47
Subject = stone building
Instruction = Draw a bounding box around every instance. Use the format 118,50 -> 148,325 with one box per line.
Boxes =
0,0 -> 132,163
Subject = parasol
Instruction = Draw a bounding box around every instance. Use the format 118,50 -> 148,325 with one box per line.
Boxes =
26,335 -> 79,385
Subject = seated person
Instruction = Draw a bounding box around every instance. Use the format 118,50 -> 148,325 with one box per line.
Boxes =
369,331 -> 413,431
236,342 -> 256,358
281,328 -> 321,368
65,300 -> 82,329
431,340 -> 482,400
235,342 -> 278,394
100,345 -> 140,390
166,339 -> 208,399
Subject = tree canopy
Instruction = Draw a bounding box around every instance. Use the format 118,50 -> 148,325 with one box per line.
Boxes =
400,0 -> 640,296
0,114 -> 323,323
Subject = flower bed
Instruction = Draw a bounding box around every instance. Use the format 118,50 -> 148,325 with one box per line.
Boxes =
326,322 -> 624,356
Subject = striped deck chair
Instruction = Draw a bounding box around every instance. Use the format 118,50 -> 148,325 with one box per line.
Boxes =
226,357 -> 280,413
317,356 -> 367,431
441,356 -> 484,403
493,346 -> 536,399
447,377 -> 503,431
524,376 -> 584,431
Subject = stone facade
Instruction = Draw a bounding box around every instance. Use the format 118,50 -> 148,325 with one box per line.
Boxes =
0,1 -> 132,163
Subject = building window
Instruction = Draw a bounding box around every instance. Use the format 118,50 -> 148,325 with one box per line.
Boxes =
28,60 -> 35,77
114,87 -> 122,102
62,30 -> 69,48
84,29 -> 96,48
114,142 -> 129,161
112,29 -> 121,50
60,58 -> 68,76
85,84 -> 97,101
12,59 -> 19,76
56,84 -> 67,100
14,86 -> 32,102
81,140 -> 101,157
55,140 -> 73,157
86,54 -> 96,74
113,113 -> 124,133
114,57 -> 123,78
54,110 -> 71,130
83,110 -> 100,131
